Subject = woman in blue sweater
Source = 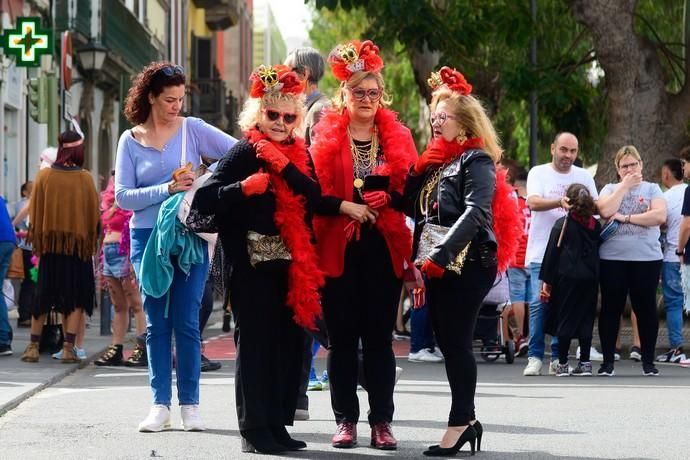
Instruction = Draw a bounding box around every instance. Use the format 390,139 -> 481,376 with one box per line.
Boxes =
115,62 -> 236,432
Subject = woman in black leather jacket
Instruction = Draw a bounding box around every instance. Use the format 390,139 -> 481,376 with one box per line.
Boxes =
406,67 -> 503,457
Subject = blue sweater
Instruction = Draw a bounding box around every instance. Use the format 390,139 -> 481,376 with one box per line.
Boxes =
115,117 -> 236,229
0,197 -> 16,244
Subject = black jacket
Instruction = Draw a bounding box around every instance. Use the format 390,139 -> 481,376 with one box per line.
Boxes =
540,215 -> 601,285
406,149 -> 497,268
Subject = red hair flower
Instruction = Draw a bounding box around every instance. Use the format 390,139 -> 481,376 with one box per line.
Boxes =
328,39 -> 384,81
427,66 -> 473,95
249,64 -> 305,99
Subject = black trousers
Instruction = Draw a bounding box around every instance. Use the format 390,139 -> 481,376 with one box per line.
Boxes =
427,259 -> 496,426
598,259 -> 661,366
322,226 -> 401,426
199,276 -> 214,336
230,263 -> 306,430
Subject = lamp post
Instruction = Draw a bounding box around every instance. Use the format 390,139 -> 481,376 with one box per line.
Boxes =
76,40 -> 108,74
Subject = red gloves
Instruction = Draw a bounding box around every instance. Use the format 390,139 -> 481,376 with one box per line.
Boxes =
413,148 -> 445,175
241,172 -> 270,197
256,140 -> 290,173
362,191 -> 390,209
421,259 -> 445,279
344,220 -> 361,242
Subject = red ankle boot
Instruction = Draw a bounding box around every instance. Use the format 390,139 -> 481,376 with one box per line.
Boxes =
371,422 -> 397,450
332,421 -> 357,448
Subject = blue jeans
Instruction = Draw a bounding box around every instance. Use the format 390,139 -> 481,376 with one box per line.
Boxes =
0,242 -> 16,345
131,228 -> 208,406
410,303 -> 435,353
527,263 -> 558,360
661,262 -> 684,348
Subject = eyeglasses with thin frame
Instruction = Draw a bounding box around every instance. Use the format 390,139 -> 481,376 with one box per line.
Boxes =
158,65 -> 185,77
618,160 -> 640,171
347,87 -> 383,102
430,111 -> 459,126
263,109 -> 298,125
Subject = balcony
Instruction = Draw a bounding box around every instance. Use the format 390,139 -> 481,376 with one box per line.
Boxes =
102,0 -> 160,72
189,78 -> 228,126
54,0 -> 91,38
194,0 -> 239,30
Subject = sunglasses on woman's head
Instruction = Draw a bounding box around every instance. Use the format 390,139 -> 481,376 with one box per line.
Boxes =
348,87 -> 383,102
158,65 -> 185,77
263,109 -> 298,125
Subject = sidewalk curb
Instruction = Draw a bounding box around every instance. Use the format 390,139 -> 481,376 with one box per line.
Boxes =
0,344 -> 110,417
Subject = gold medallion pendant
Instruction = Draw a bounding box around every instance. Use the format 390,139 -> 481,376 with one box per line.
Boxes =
353,178 -> 364,189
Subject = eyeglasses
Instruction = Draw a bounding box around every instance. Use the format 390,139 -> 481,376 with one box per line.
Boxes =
263,109 -> 298,125
618,161 -> 640,170
157,65 -> 185,77
347,87 -> 383,102
430,111 -> 458,126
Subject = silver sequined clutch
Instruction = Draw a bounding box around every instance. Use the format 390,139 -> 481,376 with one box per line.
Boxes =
414,223 -> 470,275
246,231 -> 292,268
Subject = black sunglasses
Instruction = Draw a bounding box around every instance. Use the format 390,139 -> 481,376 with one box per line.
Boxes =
263,109 -> 298,125
158,65 -> 185,77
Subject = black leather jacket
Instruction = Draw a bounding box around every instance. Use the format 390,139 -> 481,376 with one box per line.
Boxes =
406,149 -> 497,268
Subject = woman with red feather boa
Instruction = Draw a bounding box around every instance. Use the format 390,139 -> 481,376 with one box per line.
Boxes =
192,64 -> 324,454
406,67 -> 520,457
309,40 -> 417,450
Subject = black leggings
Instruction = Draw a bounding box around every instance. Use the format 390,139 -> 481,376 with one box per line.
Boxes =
598,259 -> 661,366
427,259 -> 496,426
322,226 -> 401,426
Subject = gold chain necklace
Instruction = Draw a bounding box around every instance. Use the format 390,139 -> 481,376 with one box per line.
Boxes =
419,166 -> 443,218
349,126 -> 378,190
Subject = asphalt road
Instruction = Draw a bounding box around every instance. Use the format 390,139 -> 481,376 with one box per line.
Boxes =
1,348 -> 688,460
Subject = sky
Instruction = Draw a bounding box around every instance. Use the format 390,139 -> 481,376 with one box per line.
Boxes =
268,0 -> 313,50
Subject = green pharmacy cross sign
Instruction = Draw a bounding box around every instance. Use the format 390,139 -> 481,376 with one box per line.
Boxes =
1,17 -> 52,67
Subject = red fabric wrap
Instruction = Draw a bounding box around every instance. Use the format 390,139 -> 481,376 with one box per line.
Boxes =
310,108 -> 417,278
245,128 -> 324,330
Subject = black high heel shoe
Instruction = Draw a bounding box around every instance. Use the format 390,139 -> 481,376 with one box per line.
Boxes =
423,425 -> 477,457
270,425 -> 307,450
240,428 -> 286,454
471,420 -> 483,452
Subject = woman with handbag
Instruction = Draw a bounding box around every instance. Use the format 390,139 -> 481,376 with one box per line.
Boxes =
192,64 -> 324,454
20,130 -> 100,364
406,67 -> 518,457
114,61 -> 236,432
309,40 -> 417,450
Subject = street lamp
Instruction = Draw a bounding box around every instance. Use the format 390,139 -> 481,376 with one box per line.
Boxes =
76,40 -> 108,74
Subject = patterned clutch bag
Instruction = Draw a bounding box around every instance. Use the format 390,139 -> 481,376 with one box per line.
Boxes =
413,222 -> 470,275
246,231 -> 292,268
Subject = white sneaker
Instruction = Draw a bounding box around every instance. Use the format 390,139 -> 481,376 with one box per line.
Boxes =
430,348 -> 444,360
523,357 -> 542,376
138,405 -> 171,432
575,346 -> 603,361
180,404 -> 205,431
408,349 -> 443,363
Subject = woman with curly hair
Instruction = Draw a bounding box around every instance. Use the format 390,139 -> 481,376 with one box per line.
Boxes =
192,64 -> 324,454
115,61 -> 236,432
309,39 -> 417,450
540,183 -> 601,377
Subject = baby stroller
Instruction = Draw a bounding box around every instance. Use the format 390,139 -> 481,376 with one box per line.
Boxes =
473,272 -> 514,364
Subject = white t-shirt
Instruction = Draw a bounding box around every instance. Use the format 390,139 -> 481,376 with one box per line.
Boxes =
663,183 -> 687,262
525,164 -> 598,265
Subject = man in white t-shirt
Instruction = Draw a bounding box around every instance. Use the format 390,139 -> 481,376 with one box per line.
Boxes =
522,132 -> 599,376
658,158 -> 687,363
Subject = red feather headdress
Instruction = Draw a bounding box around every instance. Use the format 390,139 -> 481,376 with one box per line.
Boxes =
328,40 -> 384,81
249,64 -> 305,99
427,66 -> 473,95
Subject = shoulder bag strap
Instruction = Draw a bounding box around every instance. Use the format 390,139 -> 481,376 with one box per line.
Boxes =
180,118 -> 188,167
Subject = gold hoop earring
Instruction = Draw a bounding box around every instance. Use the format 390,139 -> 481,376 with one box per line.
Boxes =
457,128 -> 467,144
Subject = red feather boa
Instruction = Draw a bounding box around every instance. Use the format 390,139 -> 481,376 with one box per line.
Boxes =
428,137 -> 521,272
246,128 -> 325,330
310,108 -> 417,278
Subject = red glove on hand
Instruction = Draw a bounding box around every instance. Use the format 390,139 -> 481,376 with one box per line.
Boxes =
241,172 -> 270,197
421,258 -> 445,279
362,191 -> 391,209
256,140 -> 290,173
344,219 -> 361,242
414,148 -> 446,175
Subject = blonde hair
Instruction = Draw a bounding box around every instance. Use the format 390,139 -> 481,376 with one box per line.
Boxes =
614,145 -> 642,168
333,71 -> 392,112
430,87 -> 502,163
237,92 -> 306,135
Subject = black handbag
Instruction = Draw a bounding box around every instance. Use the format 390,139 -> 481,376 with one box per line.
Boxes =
39,310 -> 64,354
